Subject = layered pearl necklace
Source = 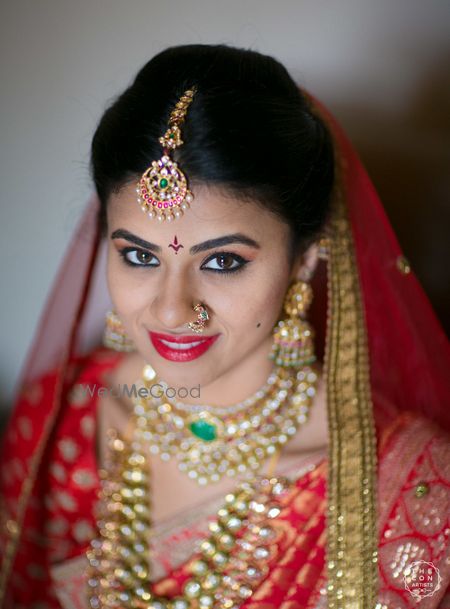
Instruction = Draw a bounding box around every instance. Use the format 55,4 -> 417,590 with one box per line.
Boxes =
87,363 -> 318,608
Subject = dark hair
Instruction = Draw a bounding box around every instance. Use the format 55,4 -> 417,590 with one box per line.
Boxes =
91,44 -> 334,254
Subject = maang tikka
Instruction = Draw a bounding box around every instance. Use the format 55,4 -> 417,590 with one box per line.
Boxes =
270,280 -> 316,367
137,88 -> 196,222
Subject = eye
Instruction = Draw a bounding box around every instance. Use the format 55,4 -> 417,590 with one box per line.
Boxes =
200,252 -> 248,274
119,248 -> 160,267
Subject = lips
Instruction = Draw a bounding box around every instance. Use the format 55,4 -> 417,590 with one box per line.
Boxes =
149,331 -> 220,362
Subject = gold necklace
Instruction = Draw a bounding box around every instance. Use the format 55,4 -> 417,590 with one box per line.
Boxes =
87,442 -> 291,609
134,364 -> 317,485
87,364 -> 318,608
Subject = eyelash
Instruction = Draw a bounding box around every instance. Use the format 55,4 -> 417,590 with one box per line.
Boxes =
118,248 -> 250,275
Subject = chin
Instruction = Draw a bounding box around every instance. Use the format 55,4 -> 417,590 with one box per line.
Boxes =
144,352 -> 221,392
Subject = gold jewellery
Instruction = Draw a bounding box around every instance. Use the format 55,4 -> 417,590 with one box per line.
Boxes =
270,280 -> 316,368
137,88 -> 196,222
88,459 -> 291,609
131,363 -> 317,486
103,310 -> 135,352
92,284 -> 319,607
187,303 -> 209,334
87,362 -> 317,608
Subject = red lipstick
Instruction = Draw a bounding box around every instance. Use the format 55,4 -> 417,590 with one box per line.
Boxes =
149,331 -> 220,362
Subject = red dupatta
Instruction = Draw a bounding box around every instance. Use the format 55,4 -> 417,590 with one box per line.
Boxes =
0,94 -> 449,608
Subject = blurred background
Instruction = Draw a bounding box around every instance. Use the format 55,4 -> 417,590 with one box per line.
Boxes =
1,0 -> 449,415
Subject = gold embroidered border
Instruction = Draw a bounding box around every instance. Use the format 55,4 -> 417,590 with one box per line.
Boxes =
323,170 -> 379,608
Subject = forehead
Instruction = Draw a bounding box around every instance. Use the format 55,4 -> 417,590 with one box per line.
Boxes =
107,182 -> 290,244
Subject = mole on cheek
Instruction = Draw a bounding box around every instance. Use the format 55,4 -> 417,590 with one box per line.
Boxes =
256,322 -> 261,328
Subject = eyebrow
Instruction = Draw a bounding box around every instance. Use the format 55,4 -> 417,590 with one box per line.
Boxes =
110,229 -> 260,254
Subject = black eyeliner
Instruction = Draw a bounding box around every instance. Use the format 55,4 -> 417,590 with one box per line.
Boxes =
200,251 -> 250,275
118,247 -> 159,268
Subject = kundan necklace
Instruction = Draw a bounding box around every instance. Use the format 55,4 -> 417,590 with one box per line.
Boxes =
133,364 -> 317,486
87,363 -> 318,608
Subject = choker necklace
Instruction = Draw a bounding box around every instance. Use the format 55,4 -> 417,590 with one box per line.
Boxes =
87,363 -> 318,608
161,372 -> 278,417
134,364 -> 317,485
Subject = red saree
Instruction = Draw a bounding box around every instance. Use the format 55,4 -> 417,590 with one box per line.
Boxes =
1,96 -> 449,609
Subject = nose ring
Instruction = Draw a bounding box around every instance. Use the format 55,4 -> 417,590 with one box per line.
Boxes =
187,303 -> 209,334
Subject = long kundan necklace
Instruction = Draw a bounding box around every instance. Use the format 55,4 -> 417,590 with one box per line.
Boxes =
87,363 -> 318,608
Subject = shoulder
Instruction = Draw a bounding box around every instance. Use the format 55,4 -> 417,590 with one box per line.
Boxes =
10,346 -> 127,410
379,412 -> 450,485
62,346 -> 130,410
0,347 -> 128,467
378,411 -> 449,518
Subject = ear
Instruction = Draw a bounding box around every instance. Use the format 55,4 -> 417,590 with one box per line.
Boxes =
290,243 -> 320,282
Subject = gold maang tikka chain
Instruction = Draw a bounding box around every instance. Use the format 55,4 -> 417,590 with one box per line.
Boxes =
137,88 -> 197,222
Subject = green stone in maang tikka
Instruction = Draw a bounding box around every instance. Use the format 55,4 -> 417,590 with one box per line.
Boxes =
189,419 -> 217,442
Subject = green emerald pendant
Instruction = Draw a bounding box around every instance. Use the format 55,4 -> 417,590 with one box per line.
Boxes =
189,420 -> 217,442
159,178 -> 169,189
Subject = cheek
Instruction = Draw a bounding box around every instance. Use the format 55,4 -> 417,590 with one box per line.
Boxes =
249,283 -> 286,331
212,270 -> 288,336
106,251 -> 148,317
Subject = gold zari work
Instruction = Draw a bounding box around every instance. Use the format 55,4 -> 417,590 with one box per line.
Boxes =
324,177 -> 379,608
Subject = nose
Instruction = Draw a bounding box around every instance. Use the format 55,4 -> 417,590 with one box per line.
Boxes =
150,270 -> 198,332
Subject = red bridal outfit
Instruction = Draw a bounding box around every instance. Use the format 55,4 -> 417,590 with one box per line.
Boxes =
0,97 -> 449,609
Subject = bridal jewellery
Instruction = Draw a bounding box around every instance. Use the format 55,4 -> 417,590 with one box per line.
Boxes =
187,303 -> 209,334
137,88 -> 196,222
88,466 -> 291,609
270,280 -> 316,368
126,363 -> 317,486
103,310 -> 135,352
87,362 -> 318,608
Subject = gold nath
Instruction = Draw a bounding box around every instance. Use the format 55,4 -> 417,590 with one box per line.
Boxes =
137,88 -> 197,222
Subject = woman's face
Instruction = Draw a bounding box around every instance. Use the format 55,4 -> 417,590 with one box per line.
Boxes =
106,182 -> 298,389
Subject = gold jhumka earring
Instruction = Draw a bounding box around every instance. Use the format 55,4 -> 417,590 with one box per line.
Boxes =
102,310 -> 135,352
269,280 -> 316,367
137,88 -> 197,222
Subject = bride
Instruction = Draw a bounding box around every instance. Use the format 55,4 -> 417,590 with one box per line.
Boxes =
1,44 -> 449,609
